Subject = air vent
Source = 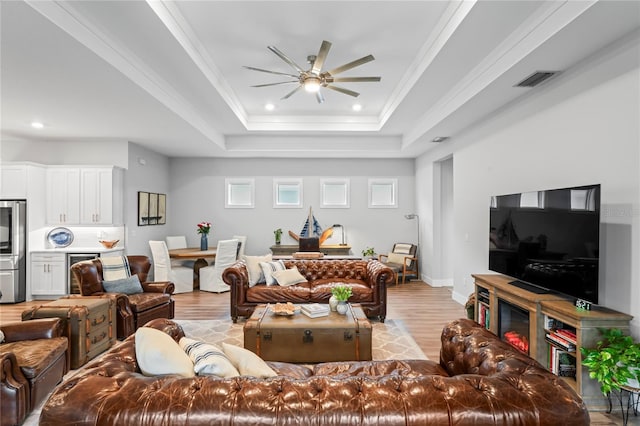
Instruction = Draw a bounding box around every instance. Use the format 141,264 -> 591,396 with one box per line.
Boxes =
515,71 -> 559,88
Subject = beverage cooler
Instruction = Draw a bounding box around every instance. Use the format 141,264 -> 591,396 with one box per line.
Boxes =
0,200 -> 26,303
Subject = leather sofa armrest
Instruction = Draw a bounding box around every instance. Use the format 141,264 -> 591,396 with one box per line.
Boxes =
2,318 -> 63,342
0,351 -> 29,392
223,261 -> 249,287
366,260 -> 395,287
141,281 -> 175,294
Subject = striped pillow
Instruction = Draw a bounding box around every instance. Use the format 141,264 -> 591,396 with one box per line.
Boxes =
100,256 -> 131,281
259,260 -> 287,285
179,337 -> 239,378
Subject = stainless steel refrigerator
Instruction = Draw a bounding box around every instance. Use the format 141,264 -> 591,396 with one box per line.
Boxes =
0,200 -> 26,303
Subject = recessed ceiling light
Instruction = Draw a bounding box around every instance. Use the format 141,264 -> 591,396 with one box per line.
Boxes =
352,104 -> 362,112
31,121 -> 44,129
265,103 -> 275,111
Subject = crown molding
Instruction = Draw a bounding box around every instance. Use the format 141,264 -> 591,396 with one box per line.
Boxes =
25,0 -> 226,149
401,0 -> 598,148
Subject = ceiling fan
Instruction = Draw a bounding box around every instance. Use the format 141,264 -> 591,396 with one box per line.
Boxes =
244,40 -> 381,103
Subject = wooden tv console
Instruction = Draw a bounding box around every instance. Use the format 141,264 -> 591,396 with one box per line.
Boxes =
473,274 -> 633,411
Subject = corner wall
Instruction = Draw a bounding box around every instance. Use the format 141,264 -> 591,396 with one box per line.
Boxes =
124,143 -> 171,257
417,33 -> 640,336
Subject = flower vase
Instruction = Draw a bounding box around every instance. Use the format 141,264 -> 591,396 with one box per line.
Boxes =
336,302 -> 348,315
329,295 -> 339,312
200,234 -> 208,251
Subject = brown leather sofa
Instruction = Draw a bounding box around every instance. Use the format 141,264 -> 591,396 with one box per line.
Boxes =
70,255 -> 175,339
223,259 -> 394,322
1,318 -> 69,426
39,318 -> 588,425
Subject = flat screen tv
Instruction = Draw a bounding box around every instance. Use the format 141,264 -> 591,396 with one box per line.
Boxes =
489,184 -> 600,304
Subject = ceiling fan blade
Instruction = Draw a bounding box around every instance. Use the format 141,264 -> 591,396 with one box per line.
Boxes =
329,76 -> 381,83
311,40 -> 332,75
281,85 -> 303,100
325,84 -> 360,97
326,55 -> 375,76
251,81 -> 299,88
316,91 -> 325,104
243,66 -> 298,78
268,46 -> 306,73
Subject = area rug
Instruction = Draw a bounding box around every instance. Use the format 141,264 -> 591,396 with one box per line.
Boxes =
174,318 -> 428,361
23,318 -> 426,425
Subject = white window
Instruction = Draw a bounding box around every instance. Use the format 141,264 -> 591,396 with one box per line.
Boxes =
273,178 -> 303,208
320,178 -> 350,208
225,178 -> 255,208
368,178 -> 398,208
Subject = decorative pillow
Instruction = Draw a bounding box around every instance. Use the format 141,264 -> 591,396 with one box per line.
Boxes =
243,254 -> 272,286
179,337 -> 239,378
259,260 -> 286,285
394,243 -> 413,254
100,256 -> 131,281
102,275 -> 143,295
222,342 -> 277,378
272,267 -> 307,287
387,252 -> 408,265
135,327 -> 194,377
0,330 -> 4,343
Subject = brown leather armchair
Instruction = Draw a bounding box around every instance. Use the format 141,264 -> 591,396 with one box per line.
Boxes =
70,255 -> 175,339
1,318 -> 69,426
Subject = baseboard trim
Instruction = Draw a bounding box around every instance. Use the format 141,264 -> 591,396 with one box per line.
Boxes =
422,275 -> 453,287
451,290 -> 468,306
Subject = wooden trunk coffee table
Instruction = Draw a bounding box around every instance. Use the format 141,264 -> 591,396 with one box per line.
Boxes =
243,303 -> 372,363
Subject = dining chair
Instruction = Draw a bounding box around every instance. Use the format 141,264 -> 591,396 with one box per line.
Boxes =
165,236 -> 188,249
232,235 -> 247,259
165,235 -> 195,268
149,240 -> 194,293
199,239 -> 239,293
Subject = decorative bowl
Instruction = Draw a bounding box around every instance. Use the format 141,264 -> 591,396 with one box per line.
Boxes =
99,240 -> 119,249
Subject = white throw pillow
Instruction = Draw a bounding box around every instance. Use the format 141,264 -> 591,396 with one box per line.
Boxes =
179,337 -> 239,378
243,254 -> 272,286
0,330 -> 4,343
259,260 -> 287,285
272,267 -> 307,287
387,252 -> 407,265
222,342 -> 277,378
135,327 -> 194,378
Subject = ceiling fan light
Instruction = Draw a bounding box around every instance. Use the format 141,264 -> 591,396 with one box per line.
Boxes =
304,77 -> 321,93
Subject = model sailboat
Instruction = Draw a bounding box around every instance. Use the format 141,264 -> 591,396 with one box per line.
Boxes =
288,207 -> 333,244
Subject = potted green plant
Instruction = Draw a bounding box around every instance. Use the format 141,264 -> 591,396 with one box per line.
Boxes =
331,285 -> 353,315
274,228 -> 283,245
581,328 -> 640,395
361,247 -> 375,260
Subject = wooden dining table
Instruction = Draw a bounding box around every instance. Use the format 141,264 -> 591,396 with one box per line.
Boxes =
168,248 -> 217,290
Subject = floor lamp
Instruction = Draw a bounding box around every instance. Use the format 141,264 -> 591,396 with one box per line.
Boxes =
404,214 -> 420,281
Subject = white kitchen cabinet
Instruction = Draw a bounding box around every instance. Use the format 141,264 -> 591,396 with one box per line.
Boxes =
0,165 -> 27,198
45,166 -> 123,225
80,167 -> 123,225
46,168 -> 80,225
30,252 -> 67,296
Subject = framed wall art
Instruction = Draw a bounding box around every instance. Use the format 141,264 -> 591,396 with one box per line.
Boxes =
138,191 -> 166,226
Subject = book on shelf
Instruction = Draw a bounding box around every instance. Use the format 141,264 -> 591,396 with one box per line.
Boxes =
301,303 -> 330,318
546,332 -> 576,352
549,346 -> 576,379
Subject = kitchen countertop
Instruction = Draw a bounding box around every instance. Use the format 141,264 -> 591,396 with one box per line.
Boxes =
31,247 -> 124,253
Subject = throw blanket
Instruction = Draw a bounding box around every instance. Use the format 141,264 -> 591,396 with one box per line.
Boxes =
100,256 -> 130,281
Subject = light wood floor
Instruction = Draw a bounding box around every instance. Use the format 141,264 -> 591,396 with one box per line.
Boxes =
0,281 -> 634,424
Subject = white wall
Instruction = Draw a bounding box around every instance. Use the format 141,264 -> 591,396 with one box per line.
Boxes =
417,33 -> 640,337
124,143 -> 171,257
0,140 -> 128,169
168,158 -> 416,258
